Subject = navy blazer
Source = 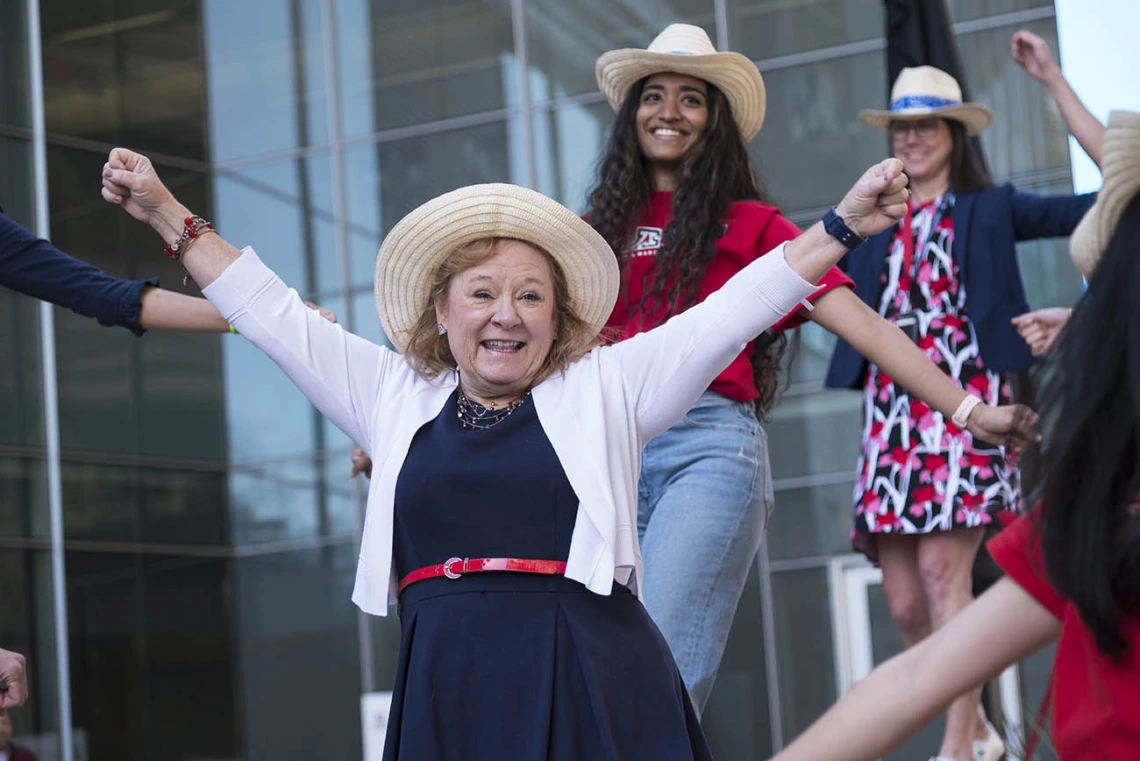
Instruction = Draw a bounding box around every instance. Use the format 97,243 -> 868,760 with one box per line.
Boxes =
825,183 -> 1096,390
1,209 -> 156,335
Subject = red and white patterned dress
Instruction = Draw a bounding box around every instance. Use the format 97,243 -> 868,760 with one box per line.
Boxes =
852,194 -> 1020,561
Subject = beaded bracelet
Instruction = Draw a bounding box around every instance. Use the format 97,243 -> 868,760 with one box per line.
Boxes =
165,215 -> 216,261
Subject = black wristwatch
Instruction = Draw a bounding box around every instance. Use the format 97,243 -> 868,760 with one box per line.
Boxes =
823,208 -> 866,250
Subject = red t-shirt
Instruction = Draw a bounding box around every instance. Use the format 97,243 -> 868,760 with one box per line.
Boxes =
605,192 -> 853,402
987,512 -> 1140,759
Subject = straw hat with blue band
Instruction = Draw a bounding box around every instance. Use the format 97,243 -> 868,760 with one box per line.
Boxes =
860,66 -> 993,136
595,23 -> 768,142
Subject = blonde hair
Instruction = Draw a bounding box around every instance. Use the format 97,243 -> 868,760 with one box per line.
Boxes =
403,237 -> 597,384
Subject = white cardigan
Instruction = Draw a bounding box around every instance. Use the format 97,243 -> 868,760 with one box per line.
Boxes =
203,244 -> 817,616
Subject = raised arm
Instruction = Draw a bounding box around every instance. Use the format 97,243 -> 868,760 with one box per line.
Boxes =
102,148 -> 387,451
769,577 -> 1060,761
1012,29 -> 1105,167
615,160 -> 910,440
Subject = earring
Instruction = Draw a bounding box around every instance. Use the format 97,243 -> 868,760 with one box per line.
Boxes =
437,323 -> 447,336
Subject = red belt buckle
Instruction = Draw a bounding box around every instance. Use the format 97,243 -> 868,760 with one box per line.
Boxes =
442,557 -> 468,579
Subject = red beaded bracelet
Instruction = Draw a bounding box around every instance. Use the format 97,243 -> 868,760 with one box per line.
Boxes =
165,215 -> 216,261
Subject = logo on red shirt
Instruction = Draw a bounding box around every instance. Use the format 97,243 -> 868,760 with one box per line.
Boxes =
626,226 -> 662,258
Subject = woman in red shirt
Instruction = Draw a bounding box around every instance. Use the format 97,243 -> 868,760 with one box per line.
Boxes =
586,24 -> 1029,716
766,110 -> 1140,761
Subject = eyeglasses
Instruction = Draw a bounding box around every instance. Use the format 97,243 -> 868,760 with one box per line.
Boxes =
889,120 -> 943,141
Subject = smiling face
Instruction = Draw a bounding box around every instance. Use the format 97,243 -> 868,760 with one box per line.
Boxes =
635,72 -> 710,190
890,117 -> 953,185
435,239 -> 557,405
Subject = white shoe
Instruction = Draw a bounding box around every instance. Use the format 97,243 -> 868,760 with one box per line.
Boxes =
973,722 -> 1005,761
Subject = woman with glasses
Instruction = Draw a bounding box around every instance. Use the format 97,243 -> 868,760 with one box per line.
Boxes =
823,31 -> 1103,761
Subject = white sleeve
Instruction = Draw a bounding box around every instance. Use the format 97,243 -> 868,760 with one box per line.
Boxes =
608,243 -> 818,441
203,247 -> 391,451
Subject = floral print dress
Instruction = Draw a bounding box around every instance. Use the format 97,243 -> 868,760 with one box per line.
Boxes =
853,194 -> 1020,561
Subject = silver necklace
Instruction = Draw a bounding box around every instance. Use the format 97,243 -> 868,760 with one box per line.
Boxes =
456,389 -> 529,430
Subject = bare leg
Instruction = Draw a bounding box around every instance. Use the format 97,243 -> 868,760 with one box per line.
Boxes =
876,534 -> 932,646
918,528 -> 988,761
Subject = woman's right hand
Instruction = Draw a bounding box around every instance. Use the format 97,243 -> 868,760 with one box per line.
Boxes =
834,158 -> 910,239
350,448 -> 373,479
101,148 -> 180,225
1011,29 -> 1061,84
1011,307 -> 1070,356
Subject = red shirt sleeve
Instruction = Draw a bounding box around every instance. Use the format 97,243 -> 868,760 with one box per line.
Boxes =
759,213 -> 854,332
986,510 -> 1067,620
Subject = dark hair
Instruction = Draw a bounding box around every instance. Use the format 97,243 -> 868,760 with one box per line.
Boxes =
1033,191 -> 1140,659
945,119 -> 993,194
585,76 -> 796,418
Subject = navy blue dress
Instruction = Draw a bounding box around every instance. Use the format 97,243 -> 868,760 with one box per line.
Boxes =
383,392 -> 713,760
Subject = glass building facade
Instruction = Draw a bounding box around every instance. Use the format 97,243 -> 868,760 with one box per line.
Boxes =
1,1 -> 1084,759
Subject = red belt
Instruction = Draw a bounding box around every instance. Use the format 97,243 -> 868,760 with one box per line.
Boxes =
397,557 -> 568,594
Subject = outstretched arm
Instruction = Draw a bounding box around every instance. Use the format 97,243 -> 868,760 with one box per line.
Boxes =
1012,29 -> 1105,167
810,289 -> 1037,449
769,578 -> 1060,761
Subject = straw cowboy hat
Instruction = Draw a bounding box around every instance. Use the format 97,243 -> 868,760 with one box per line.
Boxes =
860,66 -> 993,136
595,23 -> 767,141
1070,110 -> 1140,277
374,184 -> 620,352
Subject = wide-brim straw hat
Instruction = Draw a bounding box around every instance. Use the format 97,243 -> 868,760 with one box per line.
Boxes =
1070,110 -> 1140,277
374,184 -> 620,353
595,23 -> 767,142
860,66 -> 993,136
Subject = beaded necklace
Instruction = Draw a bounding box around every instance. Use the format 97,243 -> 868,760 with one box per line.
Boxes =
456,389 -> 530,430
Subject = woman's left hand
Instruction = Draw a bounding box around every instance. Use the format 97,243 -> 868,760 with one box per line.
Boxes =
967,403 -> 1039,453
834,158 -> 910,239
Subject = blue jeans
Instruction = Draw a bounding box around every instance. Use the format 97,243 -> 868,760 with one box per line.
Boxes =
637,390 -> 773,715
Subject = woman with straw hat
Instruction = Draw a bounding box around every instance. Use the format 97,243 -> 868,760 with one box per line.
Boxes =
769,109 -> 1140,761
97,143 -> 971,758
824,36 -> 1103,761
589,23 -> 1033,717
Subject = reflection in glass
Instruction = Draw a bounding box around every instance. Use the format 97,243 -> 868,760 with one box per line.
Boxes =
944,0 -> 1053,24
0,1 -> 30,128
768,480 -> 856,561
228,454 -> 356,546
526,1 -> 716,104
66,550 -> 238,760
767,390 -> 862,481
703,559 -> 775,760
346,122 -> 516,285
342,0 -> 515,133
771,568 -> 837,741
727,0 -> 883,60
753,50 -> 889,213
533,100 -> 615,212
204,0 -> 328,163
231,544 -> 362,759
42,0 -> 208,159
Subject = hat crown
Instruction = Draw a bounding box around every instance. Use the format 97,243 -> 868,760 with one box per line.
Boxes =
645,23 -> 719,57
890,66 -> 964,107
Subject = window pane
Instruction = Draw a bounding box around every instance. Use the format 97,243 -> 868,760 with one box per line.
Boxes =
945,0 -> 1053,24
767,389 -> 863,480
769,480 -> 856,560
771,568 -> 838,741
526,1 -> 715,104
703,559 -> 775,759
752,50 -> 889,213
0,1 -> 30,128
532,100 -> 614,212
229,457 -> 356,546
341,0 -> 516,134
346,121 -> 516,286
727,0 -> 883,59
42,0 -> 208,159
66,550 -> 238,760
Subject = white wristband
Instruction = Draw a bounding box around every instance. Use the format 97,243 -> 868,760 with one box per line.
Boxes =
951,394 -> 984,429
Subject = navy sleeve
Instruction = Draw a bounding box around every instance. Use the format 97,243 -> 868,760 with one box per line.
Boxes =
1009,188 -> 1097,242
0,211 -> 157,336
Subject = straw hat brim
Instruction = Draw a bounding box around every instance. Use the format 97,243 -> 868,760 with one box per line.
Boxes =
1069,110 -> 1140,277
859,103 -> 994,136
374,184 -> 620,353
595,49 -> 767,141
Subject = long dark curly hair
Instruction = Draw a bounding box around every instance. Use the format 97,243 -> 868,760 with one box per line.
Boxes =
1032,191 -> 1140,660
585,77 -> 797,419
